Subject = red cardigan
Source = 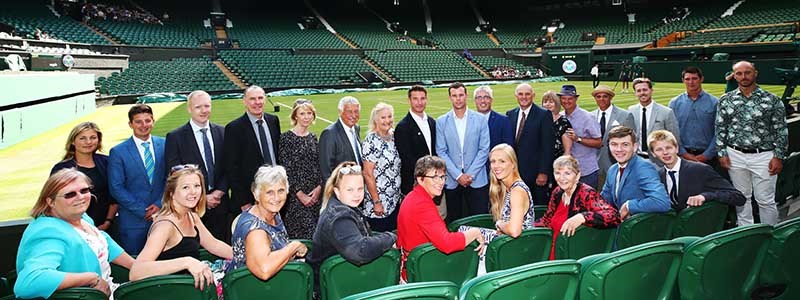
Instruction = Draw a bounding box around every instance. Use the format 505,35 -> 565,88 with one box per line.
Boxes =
397,185 -> 466,279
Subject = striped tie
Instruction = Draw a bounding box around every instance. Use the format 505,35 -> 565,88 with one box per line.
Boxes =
142,141 -> 154,184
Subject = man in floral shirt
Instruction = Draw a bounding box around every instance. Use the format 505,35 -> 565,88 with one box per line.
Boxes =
716,61 -> 788,226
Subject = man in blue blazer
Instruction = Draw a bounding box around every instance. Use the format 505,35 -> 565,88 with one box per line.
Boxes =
600,126 -> 670,220
649,130 -> 745,211
165,90 -> 229,241
109,104 -> 167,254
436,83 -> 491,222
506,83 -> 554,205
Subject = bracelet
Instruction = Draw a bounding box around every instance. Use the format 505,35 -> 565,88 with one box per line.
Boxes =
105,219 -> 113,223
89,276 -> 101,288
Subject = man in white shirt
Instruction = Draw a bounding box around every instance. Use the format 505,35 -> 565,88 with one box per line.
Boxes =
591,85 -> 635,182
165,90 -> 229,240
591,63 -> 600,88
628,78 -> 680,166
395,85 -> 438,196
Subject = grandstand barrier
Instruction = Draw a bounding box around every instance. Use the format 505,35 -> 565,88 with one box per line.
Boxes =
0,72 -> 95,149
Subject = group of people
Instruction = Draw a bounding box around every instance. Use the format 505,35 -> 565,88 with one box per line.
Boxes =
489,65 -> 537,79
80,2 -> 162,24
14,60 -> 788,298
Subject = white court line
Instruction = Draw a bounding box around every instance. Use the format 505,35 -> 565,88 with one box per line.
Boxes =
275,102 -> 334,124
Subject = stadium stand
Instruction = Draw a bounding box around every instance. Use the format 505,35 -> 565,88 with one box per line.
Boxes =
706,0 -> 800,29
671,25 -> 797,47
219,50 -> 378,88
316,1 -> 423,50
95,56 -> 237,95
471,55 -> 540,78
90,18 -> 213,48
365,50 -> 484,82
0,3 -> 109,45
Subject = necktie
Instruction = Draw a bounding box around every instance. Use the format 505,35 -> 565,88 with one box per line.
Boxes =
641,107 -> 648,152
256,119 -> 274,165
141,141 -> 154,184
600,111 -> 607,136
516,111 -> 527,144
199,128 -> 215,189
615,166 -> 626,198
351,128 -> 362,165
668,170 -> 679,207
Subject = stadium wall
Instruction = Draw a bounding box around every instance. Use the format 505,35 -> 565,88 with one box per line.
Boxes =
0,72 -> 95,149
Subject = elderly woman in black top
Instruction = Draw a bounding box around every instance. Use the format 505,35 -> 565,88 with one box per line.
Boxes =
51,122 -> 117,231
308,162 -> 396,290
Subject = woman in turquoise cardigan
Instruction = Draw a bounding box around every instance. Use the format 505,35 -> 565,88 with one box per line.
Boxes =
14,168 -> 135,299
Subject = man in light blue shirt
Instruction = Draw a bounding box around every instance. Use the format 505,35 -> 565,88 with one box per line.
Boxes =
668,67 -> 722,174
559,84 -> 603,188
436,82 -> 490,222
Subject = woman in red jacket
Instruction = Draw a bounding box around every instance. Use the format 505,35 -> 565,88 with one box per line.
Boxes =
396,155 -> 485,281
535,155 -> 621,260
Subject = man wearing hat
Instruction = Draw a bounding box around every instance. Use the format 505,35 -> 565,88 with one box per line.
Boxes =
559,84 -> 603,188
591,85 -> 635,182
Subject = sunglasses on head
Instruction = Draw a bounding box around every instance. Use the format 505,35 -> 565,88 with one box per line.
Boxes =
170,164 -> 199,174
339,165 -> 361,175
59,187 -> 92,200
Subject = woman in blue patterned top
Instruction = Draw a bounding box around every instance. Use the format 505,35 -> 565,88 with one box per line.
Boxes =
361,102 -> 403,232
227,166 -> 308,279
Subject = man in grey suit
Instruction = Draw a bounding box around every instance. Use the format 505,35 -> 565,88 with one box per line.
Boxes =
628,78 -> 680,166
319,96 -> 362,181
591,85 -> 635,181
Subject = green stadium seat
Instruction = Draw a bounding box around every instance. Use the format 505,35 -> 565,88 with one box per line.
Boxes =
578,240 -> 684,299
319,249 -> 400,300
757,217 -> 800,299
484,228 -> 552,272
459,260 -> 581,300
533,205 -> 548,218
49,287 -> 108,300
447,214 -> 494,232
671,201 -> 729,238
114,274 -> 218,300
198,248 -> 221,262
677,224 -> 773,300
341,281 -> 459,300
615,212 -> 676,250
222,262 -> 313,300
405,242 -> 479,286
555,226 -> 616,259
111,263 -> 131,284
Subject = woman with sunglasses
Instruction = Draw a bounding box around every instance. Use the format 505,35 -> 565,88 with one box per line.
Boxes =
129,165 -> 232,290
278,99 -> 323,239
308,162 -> 396,292
227,165 -> 308,279
51,122 -> 118,231
15,169 -> 135,299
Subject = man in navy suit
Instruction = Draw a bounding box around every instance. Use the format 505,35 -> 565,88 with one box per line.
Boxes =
437,82 -> 490,222
395,85 -> 437,196
600,126 -> 670,220
319,96 -> 362,181
165,90 -> 229,241
506,83 -> 554,205
109,104 -> 166,254
223,86 -> 280,214
474,85 -> 513,149
649,130 -> 745,211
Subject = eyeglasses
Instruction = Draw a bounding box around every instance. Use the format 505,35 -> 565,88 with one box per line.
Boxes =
339,165 -> 362,175
422,175 -> 447,182
58,187 -> 92,200
170,164 -> 199,174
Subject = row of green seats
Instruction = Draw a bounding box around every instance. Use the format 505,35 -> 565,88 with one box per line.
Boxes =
9,216 -> 797,299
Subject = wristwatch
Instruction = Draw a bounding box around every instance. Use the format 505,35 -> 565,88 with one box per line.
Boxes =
577,137 -> 583,143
